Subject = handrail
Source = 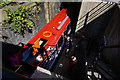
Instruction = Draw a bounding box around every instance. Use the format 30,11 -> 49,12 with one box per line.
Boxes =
76,2 -> 116,31
77,2 -> 104,27
87,3 -> 113,22
78,2 -> 103,21
88,2 -> 108,18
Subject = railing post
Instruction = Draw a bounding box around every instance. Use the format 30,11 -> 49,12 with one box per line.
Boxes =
83,12 -> 89,27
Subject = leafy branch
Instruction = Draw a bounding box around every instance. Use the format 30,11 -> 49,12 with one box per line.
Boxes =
0,2 -> 11,7
3,5 -> 35,33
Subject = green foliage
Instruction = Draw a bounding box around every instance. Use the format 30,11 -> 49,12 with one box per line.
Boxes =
3,7 -> 11,14
1,1 -> 11,6
3,5 -> 35,33
3,2 -> 41,34
37,6 -> 41,13
5,23 -> 9,27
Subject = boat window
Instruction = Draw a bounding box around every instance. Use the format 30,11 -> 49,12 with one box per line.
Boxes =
58,35 -> 63,48
22,48 -> 32,61
39,38 -> 48,47
39,40 -> 43,45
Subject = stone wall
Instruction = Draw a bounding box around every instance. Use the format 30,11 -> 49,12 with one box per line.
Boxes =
102,5 -> 120,75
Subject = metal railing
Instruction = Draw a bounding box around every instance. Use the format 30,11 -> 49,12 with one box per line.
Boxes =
76,2 -> 116,32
